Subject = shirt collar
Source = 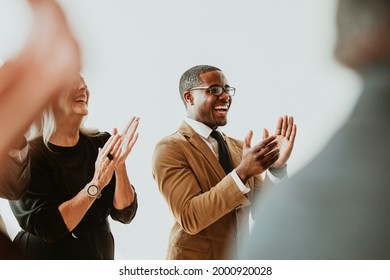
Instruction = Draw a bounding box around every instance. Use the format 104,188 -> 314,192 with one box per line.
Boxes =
184,117 -> 221,139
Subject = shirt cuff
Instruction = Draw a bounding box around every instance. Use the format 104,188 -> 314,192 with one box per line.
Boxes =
267,164 -> 288,184
231,170 -> 251,194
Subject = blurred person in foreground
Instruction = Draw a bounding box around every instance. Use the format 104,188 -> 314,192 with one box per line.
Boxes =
152,64 -> 296,259
9,75 -> 139,259
0,0 -> 80,259
241,0 -> 390,259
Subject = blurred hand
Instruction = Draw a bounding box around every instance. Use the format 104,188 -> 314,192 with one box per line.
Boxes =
24,0 -> 81,89
0,0 -> 80,163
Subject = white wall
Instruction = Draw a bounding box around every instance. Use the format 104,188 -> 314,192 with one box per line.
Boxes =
0,0 -> 361,259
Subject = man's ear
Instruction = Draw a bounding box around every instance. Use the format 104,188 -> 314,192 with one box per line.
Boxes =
183,91 -> 194,106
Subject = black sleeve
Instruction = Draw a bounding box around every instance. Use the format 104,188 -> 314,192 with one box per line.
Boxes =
110,186 -> 138,224
9,145 -> 69,243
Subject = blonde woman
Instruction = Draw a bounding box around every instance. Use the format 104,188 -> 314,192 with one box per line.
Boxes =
10,76 -> 139,259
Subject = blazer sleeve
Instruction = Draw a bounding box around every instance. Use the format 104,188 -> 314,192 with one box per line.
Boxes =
152,136 -> 250,235
0,147 -> 30,200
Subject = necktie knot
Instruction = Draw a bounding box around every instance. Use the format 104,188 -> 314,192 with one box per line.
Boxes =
210,130 -> 223,142
210,130 -> 234,174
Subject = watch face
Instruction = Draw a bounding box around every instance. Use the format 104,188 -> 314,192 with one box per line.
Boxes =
88,185 -> 98,196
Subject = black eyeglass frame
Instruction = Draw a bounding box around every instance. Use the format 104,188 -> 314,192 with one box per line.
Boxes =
187,85 -> 236,96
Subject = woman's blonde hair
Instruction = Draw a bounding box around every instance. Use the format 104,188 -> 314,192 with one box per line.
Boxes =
27,105 -> 98,148
27,74 -> 99,148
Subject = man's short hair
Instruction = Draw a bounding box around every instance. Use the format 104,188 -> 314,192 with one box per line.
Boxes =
179,65 -> 221,107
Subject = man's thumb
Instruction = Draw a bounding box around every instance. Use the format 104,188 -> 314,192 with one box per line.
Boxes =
244,130 -> 253,148
263,128 -> 269,140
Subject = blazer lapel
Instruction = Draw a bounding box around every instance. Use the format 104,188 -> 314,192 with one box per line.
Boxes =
178,121 -> 226,179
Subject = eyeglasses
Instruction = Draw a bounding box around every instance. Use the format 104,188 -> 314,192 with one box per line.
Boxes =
188,85 -> 236,96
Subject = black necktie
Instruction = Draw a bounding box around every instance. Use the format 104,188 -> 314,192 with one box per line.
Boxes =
210,130 -> 234,174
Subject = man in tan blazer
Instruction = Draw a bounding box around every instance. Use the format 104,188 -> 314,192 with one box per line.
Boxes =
152,65 -> 297,259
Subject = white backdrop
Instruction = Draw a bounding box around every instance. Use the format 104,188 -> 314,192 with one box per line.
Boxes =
0,0 -> 360,259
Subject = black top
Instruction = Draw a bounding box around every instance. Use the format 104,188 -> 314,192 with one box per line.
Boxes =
9,132 -> 137,259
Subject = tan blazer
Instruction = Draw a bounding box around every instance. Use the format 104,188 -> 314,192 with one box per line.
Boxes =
152,121 -> 264,259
